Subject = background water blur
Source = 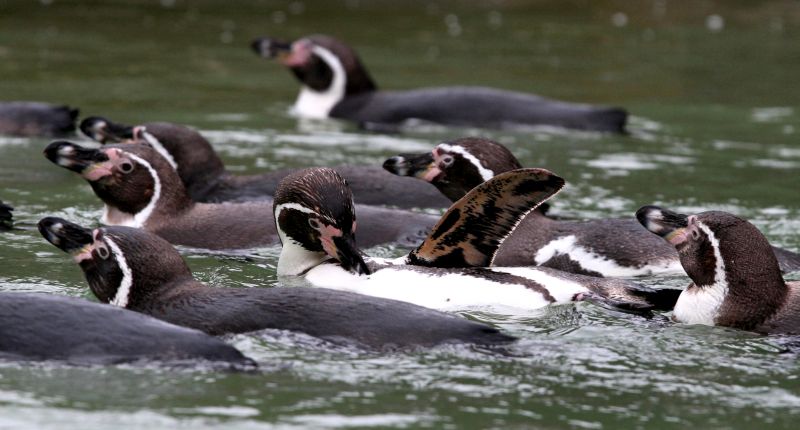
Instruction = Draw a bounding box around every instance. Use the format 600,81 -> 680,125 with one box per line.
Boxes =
1,0 -> 799,428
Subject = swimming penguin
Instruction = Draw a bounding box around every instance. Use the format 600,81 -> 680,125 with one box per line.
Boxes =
383,137 -> 800,275
251,35 -> 628,133
0,101 -> 78,137
0,200 -> 12,230
0,292 -> 253,366
272,167 -> 681,313
38,217 -> 515,349
43,140 -> 438,250
79,116 -> 450,208
637,206 -> 800,334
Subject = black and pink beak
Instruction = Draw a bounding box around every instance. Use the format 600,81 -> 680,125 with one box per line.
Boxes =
383,151 -> 441,182
38,217 -> 94,257
43,141 -> 110,175
636,205 -> 690,245
251,37 -> 293,59
79,116 -> 135,144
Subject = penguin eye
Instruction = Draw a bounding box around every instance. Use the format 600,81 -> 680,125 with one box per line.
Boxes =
119,161 -> 134,174
95,244 -> 110,260
308,218 -> 321,229
440,155 -> 454,167
690,229 -> 701,241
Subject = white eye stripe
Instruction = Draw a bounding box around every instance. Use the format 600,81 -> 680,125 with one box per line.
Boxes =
696,221 -> 727,287
140,130 -> 178,170
437,144 -> 495,181
290,44 -> 347,118
101,152 -> 162,228
104,236 -> 133,308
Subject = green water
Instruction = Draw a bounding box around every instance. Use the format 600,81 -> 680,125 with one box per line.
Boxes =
2,0 -> 800,428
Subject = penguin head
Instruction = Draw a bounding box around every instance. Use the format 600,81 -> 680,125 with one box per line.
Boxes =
383,137 -> 522,202
251,34 -> 376,96
39,217 -> 191,309
636,206 -> 782,289
81,117 -> 224,189
43,141 -> 189,227
273,167 -> 370,276
79,116 -> 135,144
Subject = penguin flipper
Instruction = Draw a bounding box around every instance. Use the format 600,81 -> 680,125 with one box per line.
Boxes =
407,168 -> 564,268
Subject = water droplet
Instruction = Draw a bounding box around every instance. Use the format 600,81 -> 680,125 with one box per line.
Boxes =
706,14 -> 724,32
611,12 -> 628,27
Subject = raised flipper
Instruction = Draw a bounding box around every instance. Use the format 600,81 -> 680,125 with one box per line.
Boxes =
407,168 -> 565,267
0,200 -> 13,231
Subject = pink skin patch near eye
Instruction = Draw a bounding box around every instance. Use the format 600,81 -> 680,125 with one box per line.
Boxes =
281,40 -> 313,67
421,147 -> 444,182
81,149 -> 124,181
318,223 -> 344,258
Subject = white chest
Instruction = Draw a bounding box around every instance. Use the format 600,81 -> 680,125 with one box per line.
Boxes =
289,45 -> 347,119
300,263 -> 589,313
673,283 -> 728,325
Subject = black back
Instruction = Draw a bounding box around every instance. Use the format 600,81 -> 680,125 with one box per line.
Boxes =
0,102 -> 78,137
0,200 -> 12,230
0,293 -> 252,366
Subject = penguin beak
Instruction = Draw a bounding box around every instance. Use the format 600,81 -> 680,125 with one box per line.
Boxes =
79,116 -> 135,144
251,37 -> 293,59
383,152 -> 441,182
38,217 -> 94,261
332,234 -> 371,275
44,141 -> 115,181
636,205 -> 690,245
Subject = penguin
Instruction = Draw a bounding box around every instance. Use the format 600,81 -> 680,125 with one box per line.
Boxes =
0,101 -> 78,137
0,200 -> 12,231
43,140 -> 438,250
382,137 -> 800,275
272,167 -> 681,313
0,292 -> 254,367
637,206 -> 800,334
38,217 -> 516,350
251,35 -> 627,133
79,116 -> 450,208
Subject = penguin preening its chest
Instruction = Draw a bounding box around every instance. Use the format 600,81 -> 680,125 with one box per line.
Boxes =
383,137 -> 800,276
638,206 -> 800,335
0,101 -> 78,137
38,217 -> 515,350
273,167 -> 681,314
79,116 -> 450,208
0,292 -> 253,367
251,35 -> 628,133
43,140 -> 437,250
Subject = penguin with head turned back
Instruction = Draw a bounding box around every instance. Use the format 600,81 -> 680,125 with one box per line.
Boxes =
637,206 -> 800,334
251,35 -> 628,133
38,217 -> 515,350
271,166 -> 681,314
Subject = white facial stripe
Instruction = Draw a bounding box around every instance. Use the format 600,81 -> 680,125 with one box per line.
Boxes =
438,144 -> 494,181
140,130 -> 178,170
672,220 -> 729,325
104,236 -> 133,308
274,203 -> 331,276
696,221 -> 727,287
101,152 -> 162,228
290,45 -> 347,118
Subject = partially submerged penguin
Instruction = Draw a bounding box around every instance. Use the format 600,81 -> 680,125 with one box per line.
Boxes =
273,167 -> 680,313
383,137 -> 800,275
637,206 -> 800,334
43,141 -> 438,250
0,200 -> 12,230
0,292 -> 253,367
251,35 -> 628,133
38,217 -> 515,349
0,101 -> 78,137
79,116 -> 450,208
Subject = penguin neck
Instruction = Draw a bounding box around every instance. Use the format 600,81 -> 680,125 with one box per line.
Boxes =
277,239 -> 331,277
291,45 -> 348,119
